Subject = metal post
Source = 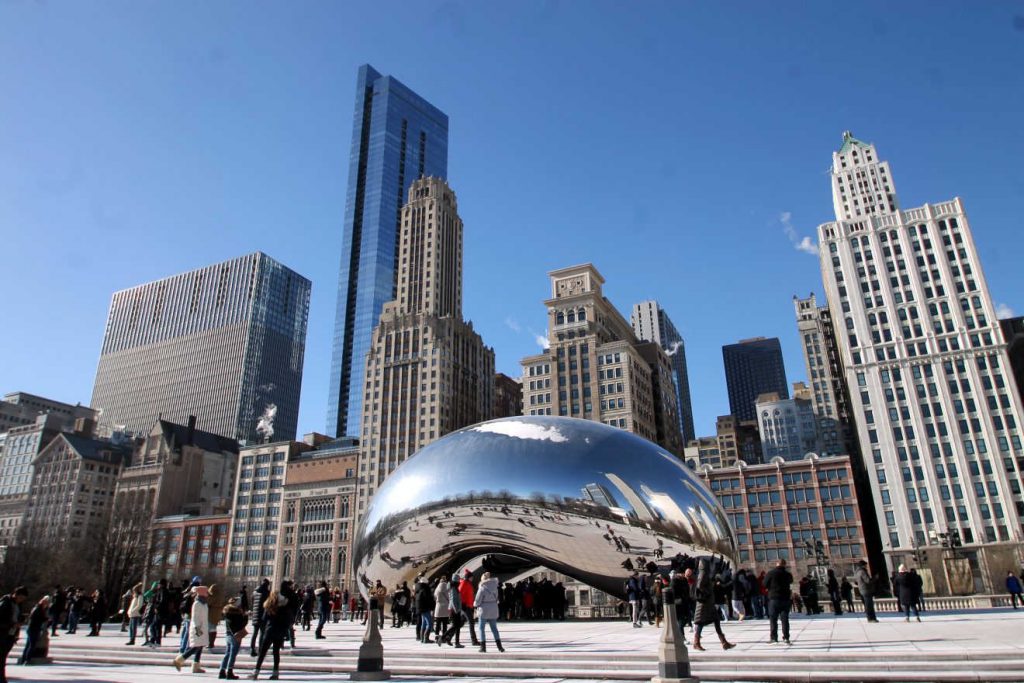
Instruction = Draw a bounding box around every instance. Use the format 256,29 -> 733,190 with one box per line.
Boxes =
651,587 -> 699,683
350,608 -> 390,681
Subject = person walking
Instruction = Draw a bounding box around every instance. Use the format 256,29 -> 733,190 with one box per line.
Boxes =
1007,571 -> 1024,609
173,585 -> 211,674
458,570 -> 479,647
250,589 -> 290,680
826,569 -> 843,615
731,569 -> 748,622
219,596 -> 247,680
669,570 -> 691,632
840,577 -> 855,613
474,572 -> 503,653
894,565 -> 920,622
249,578 -> 270,657
17,595 -> 49,665
415,578 -> 434,644
48,587 -> 65,638
441,574 -> 465,648
433,576 -> 451,646
854,560 -> 878,623
626,571 -> 643,628
764,559 -> 793,645
314,582 -> 331,640
691,558 -> 735,651
0,587 -> 29,683
126,583 -> 144,645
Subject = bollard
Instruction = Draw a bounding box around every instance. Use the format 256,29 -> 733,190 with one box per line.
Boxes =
350,608 -> 390,681
651,587 -> 699,683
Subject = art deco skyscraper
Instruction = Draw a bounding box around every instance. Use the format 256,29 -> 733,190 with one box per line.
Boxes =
631,300 -> 696,443
818,132 -> 1024,591
327,65 -> 449,438
357,177 -> 494,514
91,252 -> 310,443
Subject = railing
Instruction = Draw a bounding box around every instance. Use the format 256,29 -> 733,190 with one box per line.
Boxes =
874,594 -> 1012,611
567,605 -> 624,619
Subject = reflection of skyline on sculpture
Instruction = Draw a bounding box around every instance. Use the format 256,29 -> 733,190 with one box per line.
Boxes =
353,416 -> 736,598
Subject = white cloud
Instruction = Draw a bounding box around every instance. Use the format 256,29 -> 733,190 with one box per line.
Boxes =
780,211 -> 818,256
996,303 -> 1016,319
472,420 -> 567,443
504,316 -> 521,333
534,334 -> 550,350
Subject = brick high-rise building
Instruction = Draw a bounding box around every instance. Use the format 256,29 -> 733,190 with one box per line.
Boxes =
817,131 -> 1024,591
521,264 -> 682,455
357,177 -> 494,515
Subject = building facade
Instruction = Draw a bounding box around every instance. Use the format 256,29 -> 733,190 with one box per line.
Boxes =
699,455 -> 867,578
358,178 -> 494,515
521,264 -> 683,455
631,300 -> 696,443
279,439 -> 358,588
149,513 -> 232,582
756,391 -> 821,461
493,373 -> 523,419
716,414 -> 762,466
0,392 -> 97,434
684,435 -> 722,470
817,131 -> 1024,592
91,252 -> 311,444
328,64 -> 449,439
722,337 -> 789,422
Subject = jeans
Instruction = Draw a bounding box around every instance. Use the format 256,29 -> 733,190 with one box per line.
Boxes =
18,628 -> 41,664
862,595 -> 877,621
461,606 -> 478,644
419,612 -> 433,642
149,617 -> 163,645
442,611 -> 463,644
179,618 -> 190,653
315,608 -> 328,637
67,610 -> 80,634
128,617 -> 141,643
220,627 -> 240,672
477,618 -> 500,645
769,599 -> 790,642
181,645 -> 203,663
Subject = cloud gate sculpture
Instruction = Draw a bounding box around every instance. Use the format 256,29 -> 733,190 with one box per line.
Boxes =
353,416 -> 736,599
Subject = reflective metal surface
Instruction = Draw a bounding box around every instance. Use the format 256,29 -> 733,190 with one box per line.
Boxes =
353,416 -> 736,598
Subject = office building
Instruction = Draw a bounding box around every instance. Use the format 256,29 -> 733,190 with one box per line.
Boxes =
328,64 -> 449,439
756,390 -> 821,461
521,264 -> 683,455
716,414 -> 762,465
698,455 -> 867,576
0,392 -> 97,434
817,131 -> 1024,592
149,513 -> 232,581
722,337 -> 789,422
358,177 -> 494,514
684,436 -> 722,470
494,373 -> 524,418
632,300 -> 696,443
91,252 -> 310,444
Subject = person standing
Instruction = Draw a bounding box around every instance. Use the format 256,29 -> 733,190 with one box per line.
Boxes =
1006,572 -> 1023,609
433,576 -> 451,646
0,587 -> 29,683
249,578 -> 270,657
691,558 -> 735,651
458,570 -> 479,647
219,596 -> 247,680
731,569 -> 748,622
251,590 -> 289,680
626,571 -> 642,628
474,572 -> 503,653
840,577 -> 855,613
88,589 -> 107,637
441,574 -> 465,648
126,583 -> 144,645
17,595 -> 49,665
314,582 -> 331,640
764,559 -> 793,645
365,580 -> 387,629
854,560 -> 878,623
48,587 -> 65,638
669,570 -> 691,632
173,585 -> 210,674
826,569 -> 843,615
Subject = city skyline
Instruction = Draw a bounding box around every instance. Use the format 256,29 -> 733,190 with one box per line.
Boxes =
2,2 -> 1023,441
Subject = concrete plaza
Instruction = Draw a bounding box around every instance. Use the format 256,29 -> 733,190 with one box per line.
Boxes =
12,607 -> 1024,682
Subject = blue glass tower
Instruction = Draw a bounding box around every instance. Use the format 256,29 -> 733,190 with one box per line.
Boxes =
327,65 -> 449,438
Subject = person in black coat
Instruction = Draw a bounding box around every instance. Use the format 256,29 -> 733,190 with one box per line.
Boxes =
48,587 -> 65,637
894,565 -> 921,622
763,558 -> 793,644
415,579 -> 434,643
249,578 -> 270,657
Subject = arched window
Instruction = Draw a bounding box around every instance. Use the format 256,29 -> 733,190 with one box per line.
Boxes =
578,309 -> 587,322
567,311 -> 575,323
556,312 -> 564,325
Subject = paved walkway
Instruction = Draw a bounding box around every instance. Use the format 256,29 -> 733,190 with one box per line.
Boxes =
10,607 -> 1024,682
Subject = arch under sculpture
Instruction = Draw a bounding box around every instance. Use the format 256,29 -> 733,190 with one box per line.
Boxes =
353,416 -> 736,599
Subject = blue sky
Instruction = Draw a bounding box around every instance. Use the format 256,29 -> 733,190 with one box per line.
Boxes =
2,1 -> 1023,439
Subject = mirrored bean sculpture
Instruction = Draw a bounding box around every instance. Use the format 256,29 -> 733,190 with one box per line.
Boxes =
353,416 -> 736,598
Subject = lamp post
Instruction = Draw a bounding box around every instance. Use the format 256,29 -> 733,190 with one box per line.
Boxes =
930,529 -> 963,559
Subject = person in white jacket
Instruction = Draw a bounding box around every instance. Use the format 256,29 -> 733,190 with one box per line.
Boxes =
474,573 -> 504,653
126,584 -> 144,646
173,586 -> 211,674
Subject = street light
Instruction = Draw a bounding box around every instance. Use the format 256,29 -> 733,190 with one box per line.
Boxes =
929,529 -> 963,558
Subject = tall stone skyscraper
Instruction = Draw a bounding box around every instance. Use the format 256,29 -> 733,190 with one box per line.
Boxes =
357,177 -> 494,514
521,265 -> 683,456
722,337 -> 789,422
818,132 -> 1024,591
631,300 -> 696,443
328,65 -> 449,438
793,294 -> 857,457
91,252 -> 310,443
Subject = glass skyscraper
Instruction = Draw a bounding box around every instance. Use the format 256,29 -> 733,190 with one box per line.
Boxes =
327,64 -> 449,438
631,300 -> 696,443
91,252 -> 311,444
722,337 -> 789,422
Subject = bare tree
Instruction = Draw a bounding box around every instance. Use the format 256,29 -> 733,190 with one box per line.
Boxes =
95,493 -> 154,604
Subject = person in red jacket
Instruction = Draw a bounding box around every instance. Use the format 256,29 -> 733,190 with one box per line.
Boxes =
457,570 -> 479,647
